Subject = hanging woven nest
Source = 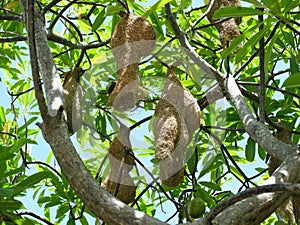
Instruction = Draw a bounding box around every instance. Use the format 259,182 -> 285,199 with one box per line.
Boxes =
108,12 -> 156,111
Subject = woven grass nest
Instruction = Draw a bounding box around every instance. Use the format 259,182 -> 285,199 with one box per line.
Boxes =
108,12 -> 156,111
153,67 -> 200,187
207,0 -> 242,48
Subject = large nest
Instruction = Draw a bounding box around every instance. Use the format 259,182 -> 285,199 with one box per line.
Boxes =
108,13 -> 156,111
153,67 -> 200,187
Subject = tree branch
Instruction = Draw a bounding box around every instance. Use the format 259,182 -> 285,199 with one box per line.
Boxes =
208,153 -> 300,225
0,14 -> 22,21
25,0 -> 48,119
21,0 -> 64,117
0,30 -> 110,50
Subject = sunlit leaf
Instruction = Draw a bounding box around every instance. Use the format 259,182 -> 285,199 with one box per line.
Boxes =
92,8 -> 106,32
282,72 -> 300,88
213,7 -> 263,19
261,0 -> 281,14
13,172 -> 51,195
235,25 -> 269,64
143,0 -> 173,18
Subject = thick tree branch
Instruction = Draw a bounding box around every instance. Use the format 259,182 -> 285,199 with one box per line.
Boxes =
165,3 -> 300,224
209,152 -> 300,225
25,0 -> 48,119
19,1 -> 169,224
21,0 -> 64,117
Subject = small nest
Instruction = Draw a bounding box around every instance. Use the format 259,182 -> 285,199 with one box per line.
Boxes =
207,0 -> 242,48
102,171 -> 136,204
108,136 -> 135,170
63,67 -> 84,135
103,124 -> 136,204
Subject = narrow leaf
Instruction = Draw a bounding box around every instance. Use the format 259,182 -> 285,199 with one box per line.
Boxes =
0,188 -> 14,198
9,138 -> 36,153
0,199 -> 23,210
264,28 -> 280,80
290,56 -> 299,74
245,138 -> 256,161
235,25 -> 268,64
258,145 -> 266,160
143,0 -> 173,18
221,23 -> 260,58
105,5 -> 122,16
282,72 -> 300,88
261,0 -> 281,14
13,171 -> 51,195
213,7 -> 263,19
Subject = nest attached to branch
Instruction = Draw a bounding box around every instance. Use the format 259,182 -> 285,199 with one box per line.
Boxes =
153,67 -> 200,187
108,12 -> 156,111
207,0 -> 242,48
103,125 -> 136,204
63,67 -> 84,135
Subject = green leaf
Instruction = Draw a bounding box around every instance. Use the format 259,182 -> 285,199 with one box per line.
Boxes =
261,0 -> 281,14
0,152 -> 15,163
0,106 -> 5,129
264,27 -> 280,80
143,0 -> 173,18
290,56 -> 299,74
8,138 -> 36,153
13,171 -> 51,195
187,147 -> 196,174
0,188 -> 14,198
221,23 -> 260,58
199,149 -> 217,177
80,216 -> 89,225
44,196 -> 62,208
149,11 -> 164,39
37,196 -> 51,204
282,30 -> 295,48
213,7 -> 264,19
282,0 -> 300,13
0,199 -> 23,210
258,145 -> 266,160
235,24 -> 269,64
105,5 -> 122,16
245,138 -> 255,162
0,167 -> 25,180
195,186 -> 215,206
282,72 -> 300,88
199,181 -> 221,191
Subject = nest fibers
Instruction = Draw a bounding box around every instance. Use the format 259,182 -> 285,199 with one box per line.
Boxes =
207,0 -> 242,49
108,12 -> 156,111
63,67 -> 84,135
153,67 -> 200,187
103,125 -> 136,204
